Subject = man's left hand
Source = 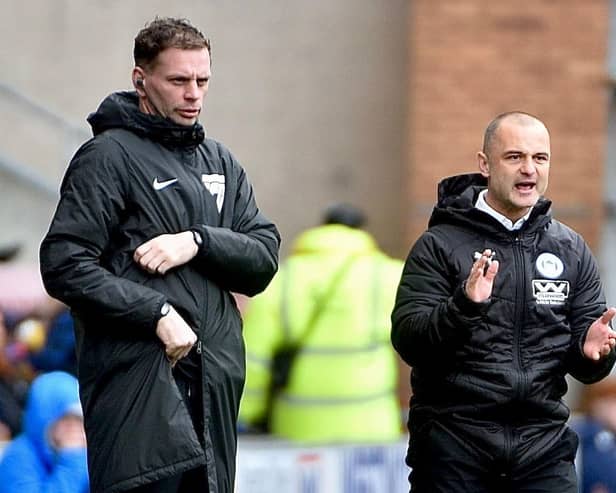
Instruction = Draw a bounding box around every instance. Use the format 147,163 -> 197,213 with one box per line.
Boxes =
134,231 -> 198,275
583,307 -> 616,361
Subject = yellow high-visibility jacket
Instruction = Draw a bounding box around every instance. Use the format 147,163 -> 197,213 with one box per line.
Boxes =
239,224 -> 403,443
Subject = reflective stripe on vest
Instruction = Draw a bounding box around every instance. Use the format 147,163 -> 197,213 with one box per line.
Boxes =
279,387 -> 397,406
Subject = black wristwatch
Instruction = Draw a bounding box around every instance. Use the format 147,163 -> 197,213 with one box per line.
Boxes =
191,230 -> 203,248
160,302 -> 171,318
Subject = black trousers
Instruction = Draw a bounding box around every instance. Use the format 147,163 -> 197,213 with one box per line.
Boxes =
125,374 -> 208,493
408,420 -> 578,493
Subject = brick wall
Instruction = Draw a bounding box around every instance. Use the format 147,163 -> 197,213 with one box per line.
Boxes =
405,0 -> 611,250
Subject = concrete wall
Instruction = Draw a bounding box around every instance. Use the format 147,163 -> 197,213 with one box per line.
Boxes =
0,1 -> 408,263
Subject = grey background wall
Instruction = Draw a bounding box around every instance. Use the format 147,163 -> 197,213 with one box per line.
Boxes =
0,1 -> 408,264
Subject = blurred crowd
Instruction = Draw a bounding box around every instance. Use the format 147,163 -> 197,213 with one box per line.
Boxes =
0,244 -> 78,444
0,243 -> 86,493
572,375 -> 616,493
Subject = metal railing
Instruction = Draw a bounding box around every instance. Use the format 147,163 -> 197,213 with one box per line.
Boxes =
0,80 -> 89,198
0,151 -> 58,199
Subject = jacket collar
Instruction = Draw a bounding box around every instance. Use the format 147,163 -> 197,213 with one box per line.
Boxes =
87,91 -> 205,149
429,173 -> 552,234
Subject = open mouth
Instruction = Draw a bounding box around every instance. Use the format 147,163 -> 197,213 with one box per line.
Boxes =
515,182 -> 536,192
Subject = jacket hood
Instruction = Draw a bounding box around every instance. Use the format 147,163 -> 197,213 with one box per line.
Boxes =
22,371 -> 82,469
429,173 -> 552,233
87,91 -> 205,148
291,224 -> 379,256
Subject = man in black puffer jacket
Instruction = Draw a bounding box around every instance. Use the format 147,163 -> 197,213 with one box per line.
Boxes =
392,111 -> 616,493
39,18 -> 280,493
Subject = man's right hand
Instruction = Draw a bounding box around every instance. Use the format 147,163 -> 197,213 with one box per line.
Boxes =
464,249 -> 499,303
155,305 -> 197,366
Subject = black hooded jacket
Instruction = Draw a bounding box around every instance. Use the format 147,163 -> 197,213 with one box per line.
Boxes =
40,92 -> 280,493
391,173 -> 615,465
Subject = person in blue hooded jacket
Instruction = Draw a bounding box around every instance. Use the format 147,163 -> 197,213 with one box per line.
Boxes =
0,371 -> 88,493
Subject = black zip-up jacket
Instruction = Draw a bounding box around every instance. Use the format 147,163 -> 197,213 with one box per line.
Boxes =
391,173 -> 615,466
39,92 -> 280,493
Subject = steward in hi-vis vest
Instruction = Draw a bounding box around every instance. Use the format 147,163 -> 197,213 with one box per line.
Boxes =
239,204 -> 403,443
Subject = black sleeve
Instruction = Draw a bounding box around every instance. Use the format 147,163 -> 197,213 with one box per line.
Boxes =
566,237 -> 616,383
191,157 -> 280,297
39,138 -> 166,331
391,231 -> 487,368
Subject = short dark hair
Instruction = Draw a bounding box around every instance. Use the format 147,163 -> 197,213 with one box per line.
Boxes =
321,203 -> 366,229
482,111 -> 544,155
134,17 -> 211,69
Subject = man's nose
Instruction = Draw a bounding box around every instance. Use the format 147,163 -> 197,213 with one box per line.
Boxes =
185,81 -> 201,99
520,156 -> 536,174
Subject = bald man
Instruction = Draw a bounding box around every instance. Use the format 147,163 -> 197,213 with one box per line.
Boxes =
392,111 -> 616,493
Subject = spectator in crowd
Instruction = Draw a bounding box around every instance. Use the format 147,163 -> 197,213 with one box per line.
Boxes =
0,371 -> 88,493
5,310 -> 68,384
29,308 -> 77,376
239,203 -> 403,443
39,17 -> 279,493
0,311 -> 24,441
391,111 -> 616,492
572,376 -> 616,493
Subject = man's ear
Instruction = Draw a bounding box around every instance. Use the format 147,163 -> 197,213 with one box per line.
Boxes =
477,151 -> 490,178
132,67 -> 146,96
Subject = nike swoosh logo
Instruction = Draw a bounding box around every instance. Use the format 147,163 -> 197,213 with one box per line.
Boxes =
152,177 -> 178,191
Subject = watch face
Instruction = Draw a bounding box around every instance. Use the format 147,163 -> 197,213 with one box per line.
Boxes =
161,303 -> 170,317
